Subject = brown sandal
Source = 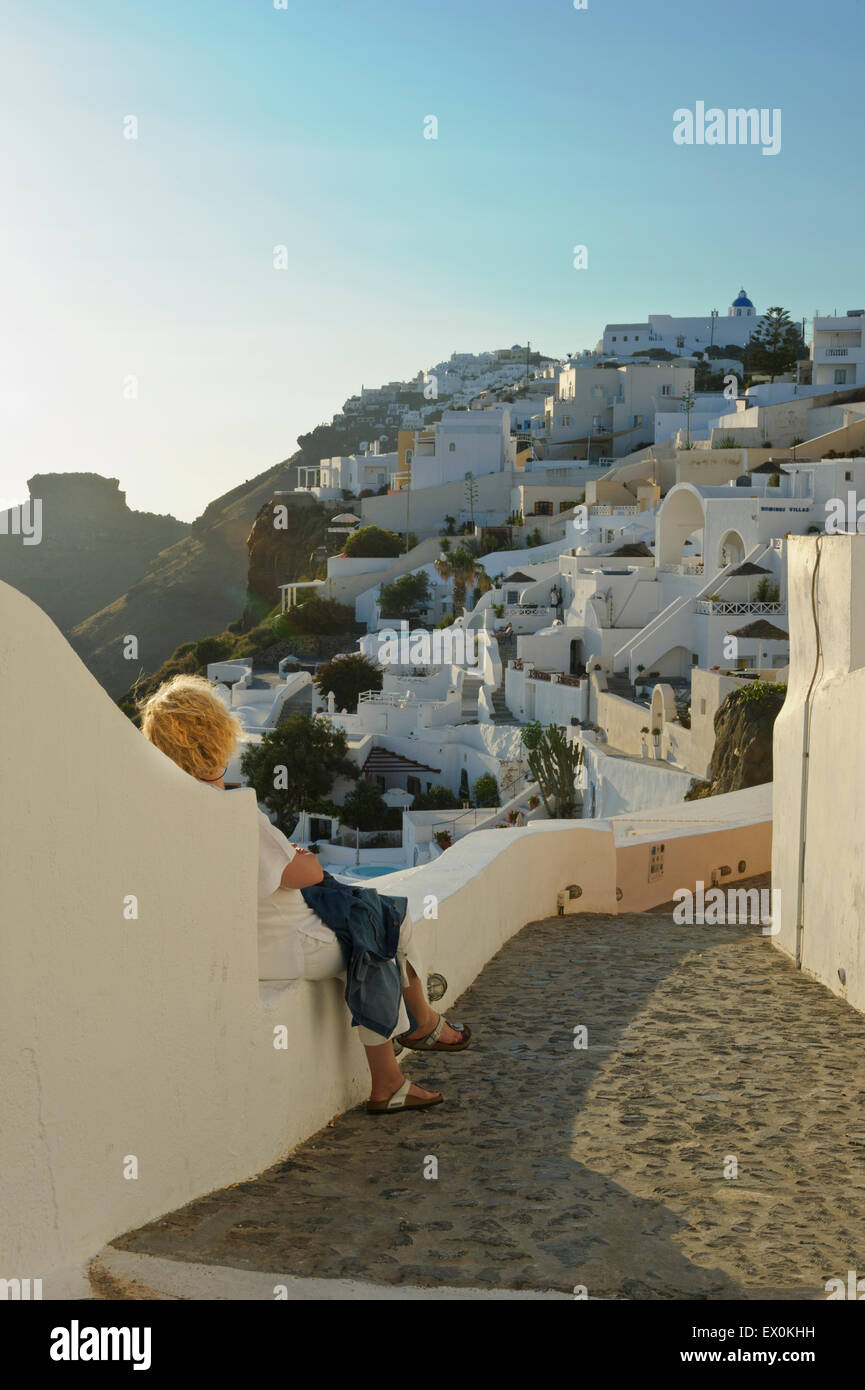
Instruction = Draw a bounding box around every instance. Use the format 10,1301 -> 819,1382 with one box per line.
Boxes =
366,1077 -> 444,1114
395,1015 -> 472,1052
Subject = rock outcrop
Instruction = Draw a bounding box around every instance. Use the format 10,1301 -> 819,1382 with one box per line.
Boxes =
69,461 -> 295,695
687,682 -> 785,799
0,474 -> 188,632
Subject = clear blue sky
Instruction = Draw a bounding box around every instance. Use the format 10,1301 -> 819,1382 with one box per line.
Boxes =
1,0 -> 862,520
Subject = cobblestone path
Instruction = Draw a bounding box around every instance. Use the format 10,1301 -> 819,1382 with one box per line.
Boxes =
114,895 -> 865,1298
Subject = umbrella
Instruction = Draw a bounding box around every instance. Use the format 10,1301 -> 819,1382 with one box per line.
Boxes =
727,559 -> 772,604
382,788 -> 415,808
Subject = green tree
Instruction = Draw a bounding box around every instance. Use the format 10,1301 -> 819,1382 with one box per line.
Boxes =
473,773 -> 500,808
279,596 -> 355,636
435,541 -> 486,615
745,307 -> 806,383
240,714 -> 354,830
520,722 -> 584,819
378,571 -> 432,622
413,784 -> 459,810
193,634 -> 234,668
342,524 -> 404,558
340,778 -> 388,832
680,388 -> 696,449
316,652 -> 383,712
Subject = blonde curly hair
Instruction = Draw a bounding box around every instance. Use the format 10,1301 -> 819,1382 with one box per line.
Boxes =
138,674 -> 242,781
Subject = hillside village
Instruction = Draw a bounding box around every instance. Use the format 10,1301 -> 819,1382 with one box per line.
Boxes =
163,295 -> 865,876
8,289 -> 865,1302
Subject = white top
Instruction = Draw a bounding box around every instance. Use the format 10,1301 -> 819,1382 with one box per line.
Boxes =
256,811 -> 336,980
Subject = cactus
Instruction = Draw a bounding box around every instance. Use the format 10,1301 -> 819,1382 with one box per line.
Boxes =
520,722 -> 584,819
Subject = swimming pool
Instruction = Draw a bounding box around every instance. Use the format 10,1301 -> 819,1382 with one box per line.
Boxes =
334,865 -> 403,879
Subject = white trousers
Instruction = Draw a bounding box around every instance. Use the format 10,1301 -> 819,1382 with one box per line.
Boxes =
298,910 -> 425,1047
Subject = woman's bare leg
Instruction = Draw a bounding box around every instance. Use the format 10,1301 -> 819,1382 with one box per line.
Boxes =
400,963 -> 463,1045
365,1039 -> 441,1103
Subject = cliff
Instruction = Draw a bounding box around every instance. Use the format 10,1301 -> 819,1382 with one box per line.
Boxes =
69,461 -> 296,696
0,474 -> 189,632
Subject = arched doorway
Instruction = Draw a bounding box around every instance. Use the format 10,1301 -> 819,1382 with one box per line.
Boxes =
656,486 -> 706,566
717,529 -> 746,569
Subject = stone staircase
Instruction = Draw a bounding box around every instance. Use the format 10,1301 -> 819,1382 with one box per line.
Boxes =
490,686 -> 519,725
460,672 -> 485,719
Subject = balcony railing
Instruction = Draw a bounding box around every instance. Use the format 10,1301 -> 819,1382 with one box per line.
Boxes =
824,348 -> 849,358
695,601 -> 784,616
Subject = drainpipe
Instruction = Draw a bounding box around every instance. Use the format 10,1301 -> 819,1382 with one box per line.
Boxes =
793,537 -> 824,968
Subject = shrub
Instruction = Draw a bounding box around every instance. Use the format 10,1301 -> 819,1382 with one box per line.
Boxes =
280,597 -> 355,636
473,773 -> 500,808
414,784 -> 459,810
316,653 -> 383,713
193,634 -> 234,668
343,525 -> 404,558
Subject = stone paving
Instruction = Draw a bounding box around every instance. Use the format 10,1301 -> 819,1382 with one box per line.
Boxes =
113,883 -> 865,1298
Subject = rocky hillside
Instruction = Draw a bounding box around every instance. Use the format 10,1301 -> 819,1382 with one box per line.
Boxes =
686,681 -> 786,799
69,460 -> 298,696
0,474 -> 188,632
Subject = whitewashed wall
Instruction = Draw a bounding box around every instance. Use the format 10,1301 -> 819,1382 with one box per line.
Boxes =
772,535 -> 865,1014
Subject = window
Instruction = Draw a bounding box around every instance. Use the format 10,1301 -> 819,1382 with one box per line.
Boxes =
506,590 -> 518,603
700,698 -> 706,715
846,471 -> 853,481
561,415 -> 571,426
633,414 -> 643,427
624,335 -> 628,342
535,501 -> 553,515
660,384 -> 671,396
835,369 -> 848,384
406,776 -> 421,796
448,442 -> 456,452
612,335 -> 617,342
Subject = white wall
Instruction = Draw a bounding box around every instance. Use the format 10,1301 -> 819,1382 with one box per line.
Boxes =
772,534 -> 865,1014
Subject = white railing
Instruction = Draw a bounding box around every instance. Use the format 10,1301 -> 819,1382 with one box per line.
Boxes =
657,560 -> 704,573
357,690 -> 408,707
506,605 -> 555,618
589,504 -> 640,517
823,349 -> 849,358
695,601 -> 784,616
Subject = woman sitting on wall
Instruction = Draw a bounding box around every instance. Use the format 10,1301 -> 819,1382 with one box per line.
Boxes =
138,675 -> 471,1114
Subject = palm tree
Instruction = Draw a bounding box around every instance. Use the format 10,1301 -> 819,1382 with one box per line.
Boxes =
435,542 -> 487,616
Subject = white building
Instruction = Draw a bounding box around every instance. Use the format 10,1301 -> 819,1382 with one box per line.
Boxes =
811,310 -> 865,388
298,444 -> 398,498
402,408 -> 511,490
599,289 -> 762,358
534,362 -> 694,460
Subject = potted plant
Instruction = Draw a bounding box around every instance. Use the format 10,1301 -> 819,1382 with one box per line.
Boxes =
528,794 -> 540,809
433,830 -> 452,851
640,726 -> 650,758
651,726 -> 661,756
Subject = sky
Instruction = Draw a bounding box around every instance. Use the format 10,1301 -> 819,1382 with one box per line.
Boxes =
1,0 -> 863,521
